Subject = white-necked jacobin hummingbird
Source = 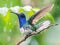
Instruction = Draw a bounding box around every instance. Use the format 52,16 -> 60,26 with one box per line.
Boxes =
11,4 -> 54,35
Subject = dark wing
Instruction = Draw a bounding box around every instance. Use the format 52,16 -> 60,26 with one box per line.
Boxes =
28,4 -> 54,25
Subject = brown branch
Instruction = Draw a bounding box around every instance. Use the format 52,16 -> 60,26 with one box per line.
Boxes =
16,23 -> 58,45
16,35 -> 29,45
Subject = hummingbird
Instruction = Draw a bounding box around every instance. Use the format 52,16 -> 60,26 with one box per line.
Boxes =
11,4 -> 54,35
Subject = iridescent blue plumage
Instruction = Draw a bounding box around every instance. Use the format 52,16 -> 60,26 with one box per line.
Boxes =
17,13 -> 26,28
11,4 -> 53,33
11,12 -> 27,28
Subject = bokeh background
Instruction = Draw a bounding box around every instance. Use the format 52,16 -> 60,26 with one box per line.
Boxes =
0,0 -> 60,45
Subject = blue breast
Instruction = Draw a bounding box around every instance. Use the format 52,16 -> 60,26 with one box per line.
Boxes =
18,13 -> 26,28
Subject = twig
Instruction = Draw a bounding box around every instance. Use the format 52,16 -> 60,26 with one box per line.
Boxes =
16,23 -> 58,45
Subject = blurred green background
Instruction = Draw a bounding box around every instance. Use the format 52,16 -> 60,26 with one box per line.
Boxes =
0,0 -> 60,45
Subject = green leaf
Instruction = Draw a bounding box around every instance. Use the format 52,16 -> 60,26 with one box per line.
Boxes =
44,13 -> 55,23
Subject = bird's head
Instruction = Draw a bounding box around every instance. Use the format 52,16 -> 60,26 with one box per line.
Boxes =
11,12 -> 26,28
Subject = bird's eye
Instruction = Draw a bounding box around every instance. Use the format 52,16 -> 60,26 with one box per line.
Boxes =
20,14 -> 26,18
21,16 -> 25,18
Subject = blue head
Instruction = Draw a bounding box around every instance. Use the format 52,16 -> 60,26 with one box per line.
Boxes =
11,12 -> 26,28
18,13 -> 26,28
